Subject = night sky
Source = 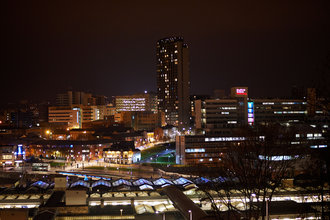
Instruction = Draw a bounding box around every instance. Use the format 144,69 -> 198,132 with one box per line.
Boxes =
1,0 -> 330,104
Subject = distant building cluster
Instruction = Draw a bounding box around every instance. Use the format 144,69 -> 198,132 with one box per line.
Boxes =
194,87 -> 323,135
0,36 -> 329,169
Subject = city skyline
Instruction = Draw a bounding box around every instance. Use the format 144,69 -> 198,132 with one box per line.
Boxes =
1,1 -> 330,105
0,2 -> 328,219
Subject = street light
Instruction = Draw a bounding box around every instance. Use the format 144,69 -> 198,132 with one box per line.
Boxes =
120,209 -> 123,216
156,211 -> 165,220
188,210 -> 192,220
266,198 -> 269,220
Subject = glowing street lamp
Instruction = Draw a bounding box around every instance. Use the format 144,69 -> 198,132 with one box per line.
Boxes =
120,209 -> 123,216
188,210 -> 192,220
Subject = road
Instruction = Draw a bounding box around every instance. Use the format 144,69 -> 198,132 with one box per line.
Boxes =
140,149 -> 175,163
8,159 -> 171,179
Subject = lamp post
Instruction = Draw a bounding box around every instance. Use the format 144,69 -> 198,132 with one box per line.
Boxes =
266,199 -> 269,220
156,211 -> 165,220
188,210 -> 192,220
120,208 -> 123,216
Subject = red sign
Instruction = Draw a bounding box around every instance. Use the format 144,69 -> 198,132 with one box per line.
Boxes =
236,88 -> 247,95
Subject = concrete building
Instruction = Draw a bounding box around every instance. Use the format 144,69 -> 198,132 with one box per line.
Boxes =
156,37 -> 190,130
48,106 -> 81,129
122,111 -> 165,131
82,106 -> 100,123
195,99 -> 241,135
98,104 -> 116,119
49,105 -> 116,129
114,93 -> 163,131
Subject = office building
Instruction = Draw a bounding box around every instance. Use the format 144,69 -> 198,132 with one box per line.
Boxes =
176,135 -> 248,165
176,129 -> 326,166
194,87 -> 315,134
115,93 -> 157,113
82,106 -> 100,122
195,99 -> 241,135
253,99 -> 307,125
194,87 -> 249,135
156,37 -> 190,130
48,106 -> 82,129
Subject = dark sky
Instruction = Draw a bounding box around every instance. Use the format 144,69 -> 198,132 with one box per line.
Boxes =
1,0 -> 330,104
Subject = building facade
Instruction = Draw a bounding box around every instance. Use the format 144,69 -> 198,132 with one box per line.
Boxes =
56,90 -> 108,106
115,93 -> 157,113
176,129 -> 326,166
48,107 -> 81,129
253,99 -> 307,125
194,87 -> 312,135
195,99 -> 240,135
103,142 -> 141,164
156,37 -> 190,130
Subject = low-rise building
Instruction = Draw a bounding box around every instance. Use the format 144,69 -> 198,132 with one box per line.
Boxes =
253,99 -> 307,125
0,145 -> 15,166
103,142 -> 141,164
176,127 -> 326,166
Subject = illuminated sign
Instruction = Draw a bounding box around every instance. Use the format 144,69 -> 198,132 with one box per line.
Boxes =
236,88 -> 247,95
247,102 -> 254,126
16,144 -> 24,155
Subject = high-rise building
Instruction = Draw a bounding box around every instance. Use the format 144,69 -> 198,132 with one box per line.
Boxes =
156,37 -> 190,130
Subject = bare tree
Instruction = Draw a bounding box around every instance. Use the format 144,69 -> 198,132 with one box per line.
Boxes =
199,125 -> 298,220
296,145 -> 329,220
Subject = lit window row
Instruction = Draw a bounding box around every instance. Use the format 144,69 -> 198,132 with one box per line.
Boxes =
185,148 -> 206,153
205,137 -> 245,142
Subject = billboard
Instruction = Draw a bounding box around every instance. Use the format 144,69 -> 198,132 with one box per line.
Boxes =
231,87 -> 248,98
